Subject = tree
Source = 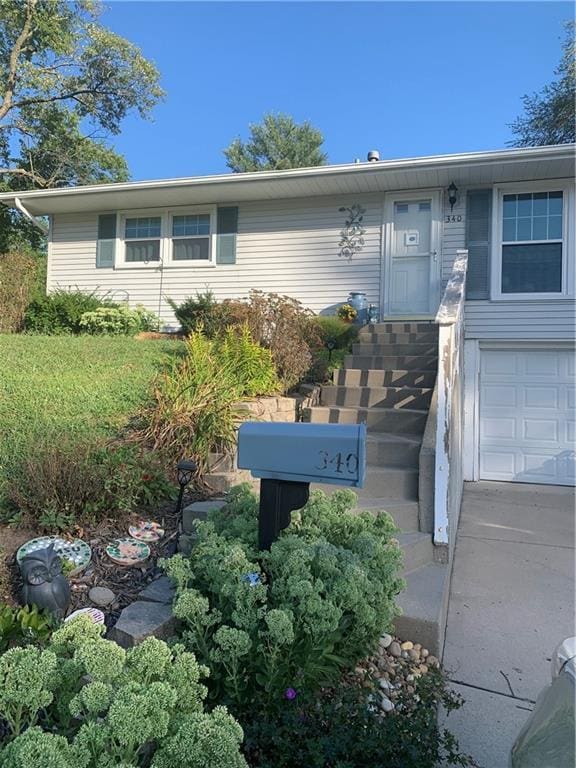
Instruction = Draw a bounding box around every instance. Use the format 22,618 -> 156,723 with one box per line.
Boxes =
224,113 -> 327,172
0,0 -> 164,246
509,22 -> 575,146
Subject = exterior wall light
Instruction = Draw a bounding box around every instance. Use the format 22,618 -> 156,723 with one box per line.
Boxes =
448,182 -> 458,212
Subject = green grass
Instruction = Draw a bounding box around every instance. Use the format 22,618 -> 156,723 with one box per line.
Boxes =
0,335 -> 184,470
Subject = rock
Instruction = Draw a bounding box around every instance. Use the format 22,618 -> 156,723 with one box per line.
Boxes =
401,651 -> 409,659
419,664 -> 429,674
182,499 -> 227,534
177,533 -> 197,556
378,678 -> 391,691
88,586 -> 115,607
107,601 -> 177,648
408,649 -> 420,661
379,633 -> 393,649
139,576 -> 175,605
379,695 -> 394,713
427,655 -> 439,667
421,648 -> 429,658
406,674 -> 414,683
400,641 -> 413,651
413,643 -> 421,651
388,641 -> 401,658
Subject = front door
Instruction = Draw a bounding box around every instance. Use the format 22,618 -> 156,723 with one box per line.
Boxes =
384,191 -> 441,316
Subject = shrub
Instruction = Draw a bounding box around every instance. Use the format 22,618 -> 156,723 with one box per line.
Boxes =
312,315 -> 358,349
3,440 -> 174,532
79,304 -> 159,335
23,289 -> 112,334
0,252 -> 43,333
0,605 -> 55,653
163,485 -> 404,715
242,669 -> 475,768
0,617 -> 248,768
132,328 -> 279,473
221,291 -> 323,392
166,290 -> 220,337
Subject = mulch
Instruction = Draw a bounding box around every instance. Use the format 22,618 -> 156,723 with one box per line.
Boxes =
4,489 -> 207,625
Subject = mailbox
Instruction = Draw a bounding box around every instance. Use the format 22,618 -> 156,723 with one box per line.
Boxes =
238,422 -> 366,487
238,422 -> 367,551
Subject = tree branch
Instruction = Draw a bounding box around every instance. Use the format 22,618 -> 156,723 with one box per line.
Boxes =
0,166 -> 48,187
0,0 -> 37,122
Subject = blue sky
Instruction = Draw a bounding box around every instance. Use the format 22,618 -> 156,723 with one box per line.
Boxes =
102,1 -> 572,180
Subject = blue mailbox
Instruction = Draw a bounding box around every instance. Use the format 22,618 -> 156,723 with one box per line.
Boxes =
237,422 -> 366,550
238,422 -> 366,487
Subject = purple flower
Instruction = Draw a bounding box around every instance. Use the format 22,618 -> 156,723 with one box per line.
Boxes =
242,572 -> 261,587
284,687 -> 297,701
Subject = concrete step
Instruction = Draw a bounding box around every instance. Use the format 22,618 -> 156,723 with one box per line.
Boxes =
333,368 -> 437,388
314,465 -> 418,501
353,497 -> 420,532
352,342 -> 438,357
397,532 -> 434,575
321,385 -> 433,410
303,405 -> 428,434
368,322 -> 437,334
394,562 -> 452,659
366,433 -> 422,468
358,331 -> 439,344
345,355 -> 438,371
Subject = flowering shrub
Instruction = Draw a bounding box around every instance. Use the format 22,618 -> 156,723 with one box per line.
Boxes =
0,616 -> 248,768
163,485 -> 404,714
79,304 -> 159,335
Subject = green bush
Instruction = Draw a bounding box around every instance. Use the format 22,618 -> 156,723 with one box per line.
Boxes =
312,315 -> 358,349
0,605 -> 55,653
166,290 -> 220,337
0,252 -> 44,333
132,328 -> 279,473
23,289 -> 112,334
163,485 -> 404,715
242,669 -> 475,768
3,440 -> 174,532
0,617 -> 248,768
79,304 -> 159,335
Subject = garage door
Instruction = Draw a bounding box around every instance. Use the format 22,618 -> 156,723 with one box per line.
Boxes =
480,349 -> 575,485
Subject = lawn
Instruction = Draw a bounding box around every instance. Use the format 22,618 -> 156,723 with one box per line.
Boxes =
0,334 -> 183,472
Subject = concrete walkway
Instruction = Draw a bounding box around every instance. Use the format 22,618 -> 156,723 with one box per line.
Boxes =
441,481 -> 575,768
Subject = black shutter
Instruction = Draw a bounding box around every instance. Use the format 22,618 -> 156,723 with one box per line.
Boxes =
465,191 -> 492,299
216,206 -> 238,264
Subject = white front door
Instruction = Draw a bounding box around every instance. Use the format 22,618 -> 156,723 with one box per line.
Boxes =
384,192 -> 441,316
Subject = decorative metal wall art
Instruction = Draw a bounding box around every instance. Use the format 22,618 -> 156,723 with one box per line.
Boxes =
338,204 -> 366,260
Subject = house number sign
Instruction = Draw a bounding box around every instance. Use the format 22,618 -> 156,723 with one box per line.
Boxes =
445,214 -> 463,223
316,450 -> 359,475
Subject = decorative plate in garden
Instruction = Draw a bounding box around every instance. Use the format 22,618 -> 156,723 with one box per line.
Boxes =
128,520 -> 164,543
106,538 -> 150,566
65,607 -> 105,625
16,536 -> 91,576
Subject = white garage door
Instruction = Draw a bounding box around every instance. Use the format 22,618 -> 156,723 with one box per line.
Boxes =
480,349 -> 575,485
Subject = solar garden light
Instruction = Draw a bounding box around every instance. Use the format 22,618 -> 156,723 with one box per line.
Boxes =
325,339 -> 335,362
175,459 -> 196,516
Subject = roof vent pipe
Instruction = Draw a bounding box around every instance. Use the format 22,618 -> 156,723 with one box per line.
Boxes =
367,150 -> 380,162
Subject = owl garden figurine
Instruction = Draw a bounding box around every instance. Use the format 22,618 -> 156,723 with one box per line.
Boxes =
20,544 -> 71,618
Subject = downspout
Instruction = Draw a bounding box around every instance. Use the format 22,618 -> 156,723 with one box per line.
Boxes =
13,197 -> 49,234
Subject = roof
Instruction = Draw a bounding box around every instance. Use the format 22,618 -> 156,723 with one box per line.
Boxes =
0,144 -> 574,216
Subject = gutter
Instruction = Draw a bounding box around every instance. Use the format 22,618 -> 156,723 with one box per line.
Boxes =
14,196 -> 49,234
0,144 -> 573,207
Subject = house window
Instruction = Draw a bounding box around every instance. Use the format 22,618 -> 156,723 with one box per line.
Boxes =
500,191 -> 563,294
171,213 -> 211,261
124,217 -> 161,262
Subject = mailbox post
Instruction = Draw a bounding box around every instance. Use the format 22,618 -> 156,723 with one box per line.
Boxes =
238,422 -> 366,550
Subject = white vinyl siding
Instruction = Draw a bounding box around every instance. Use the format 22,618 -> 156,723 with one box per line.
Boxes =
48,195 -> 384,325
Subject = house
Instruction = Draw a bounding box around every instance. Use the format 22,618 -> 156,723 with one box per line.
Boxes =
2,144 -> 574,652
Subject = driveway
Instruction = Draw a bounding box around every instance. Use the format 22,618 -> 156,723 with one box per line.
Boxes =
441,481 -> 575,768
